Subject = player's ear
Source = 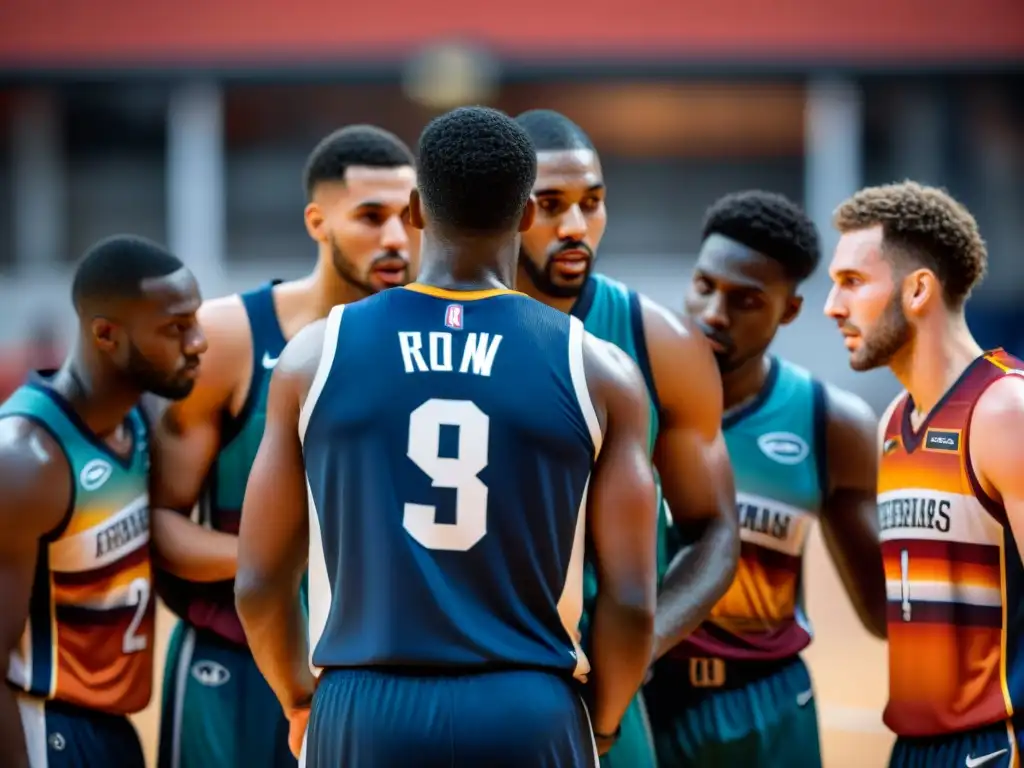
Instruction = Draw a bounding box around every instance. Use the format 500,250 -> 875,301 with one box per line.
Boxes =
904,268 -> 938,315
780,293 -> 803,325
304,201 -> 327,244
408,189 -> 425,230
517,197 -> 536,233
90,316 -> 119,353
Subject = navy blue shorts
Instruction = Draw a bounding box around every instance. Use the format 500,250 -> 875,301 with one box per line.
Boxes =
305,668 -> 598,768
888,719 -> 1022,768
16,695 -> 145,768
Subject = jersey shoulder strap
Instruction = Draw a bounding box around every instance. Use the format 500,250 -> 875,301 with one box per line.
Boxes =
573,273 -> 660,414
299,304 -> 346,441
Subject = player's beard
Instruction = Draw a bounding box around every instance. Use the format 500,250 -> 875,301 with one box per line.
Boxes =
519,243 -> 594,299
850,291 -> 912,372
124,340 -> 197,401
330,237 -> 378,297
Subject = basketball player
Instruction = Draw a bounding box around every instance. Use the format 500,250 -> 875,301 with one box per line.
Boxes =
643,191 -> 886,767
236,106 -> 659,766
152,125 -> 418,768
0,236 -> 208,767
513,109 -> 739,768
825,181 -> 1024,768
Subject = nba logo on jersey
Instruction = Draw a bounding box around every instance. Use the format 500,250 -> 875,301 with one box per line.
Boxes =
445,304 -> 464,330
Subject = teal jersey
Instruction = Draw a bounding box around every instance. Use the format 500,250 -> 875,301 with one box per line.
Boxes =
572,274 -> 669,639
680,356 -> 827,661
0,378 -> 154,714
157,281 -> 288,644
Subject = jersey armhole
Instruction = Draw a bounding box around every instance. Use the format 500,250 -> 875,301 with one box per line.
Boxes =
810,378 -> 831,507
298,305 -> 345,443
0,413 -> 77,543
568,316 -> 603,458
962,373 -> 1020,524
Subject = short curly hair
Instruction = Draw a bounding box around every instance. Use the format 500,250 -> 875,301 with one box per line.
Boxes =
417,106 -> 537,233
514,110 -> 594,152
302,125 -> 414,200
833,181 -> 987,307
701,190 -> 821,283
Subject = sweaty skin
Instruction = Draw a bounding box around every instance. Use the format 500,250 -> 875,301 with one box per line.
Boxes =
820,385 -> 887,639
0,419 -> 74,768
645,305 -> 740,660
235,316 -> 660,759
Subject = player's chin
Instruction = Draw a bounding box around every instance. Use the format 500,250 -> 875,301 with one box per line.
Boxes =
157,378 -> 198,401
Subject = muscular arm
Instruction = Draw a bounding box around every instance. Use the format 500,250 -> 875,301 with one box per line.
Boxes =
584,335 -> 659,740
819,385 -> 887,639
235,320 -> 325,716
149,301 -> 244,582
0,419 -> 73,768
970,375 -> 1024,564
647,304 -> 738,660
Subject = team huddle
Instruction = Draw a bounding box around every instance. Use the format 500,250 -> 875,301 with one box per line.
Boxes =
1,105 -> 1023,768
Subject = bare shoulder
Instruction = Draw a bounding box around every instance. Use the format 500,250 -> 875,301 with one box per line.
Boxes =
638,295 -> 721,432
972,374 -> 1024,432
823,382 -> 877,438
821,381 -> 878,491
0,416 -> 72,534
581,331 -> 648,434
278,317 -> 328,378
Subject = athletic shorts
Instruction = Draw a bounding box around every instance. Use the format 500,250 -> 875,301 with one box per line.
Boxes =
16,695 -> 145,768
645,655 -> 821,768
157,621 -> 294,768
888,719 -> 1023,768
304,667 -> 598,767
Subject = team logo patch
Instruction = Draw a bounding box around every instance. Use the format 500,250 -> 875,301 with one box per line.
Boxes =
444,303 -> 464,330
191,659 -> 231,687
757,432 -> 809,465
924,428 -> 960,452
79,458 -> 113,491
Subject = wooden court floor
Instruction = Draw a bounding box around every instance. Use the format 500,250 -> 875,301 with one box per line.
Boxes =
131,527 -> 895,767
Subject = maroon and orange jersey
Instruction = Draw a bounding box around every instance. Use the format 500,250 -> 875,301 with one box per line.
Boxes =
880,348 -> 1024,737
2,383 -> 154,715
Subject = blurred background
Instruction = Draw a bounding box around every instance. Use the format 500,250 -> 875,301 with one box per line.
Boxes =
1,1 -> 1022,765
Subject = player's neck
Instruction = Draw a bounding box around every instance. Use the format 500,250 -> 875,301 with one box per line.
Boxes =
721,355 -> 772,413
51,345 -> 140,438
308,261 -> 371,311
416,237 -> 516,292
892,313 -> 983,420
514,263 -> 576,314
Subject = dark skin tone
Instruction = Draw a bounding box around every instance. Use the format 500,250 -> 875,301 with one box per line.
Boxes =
236,188 -> 659,758
151,165 -> 417,579
0,268 -> 214,767
518,149 -> 739,661
686,234 -> 887,639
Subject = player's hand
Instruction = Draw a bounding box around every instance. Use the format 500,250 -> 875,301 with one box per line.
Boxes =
286,705 -> 311,759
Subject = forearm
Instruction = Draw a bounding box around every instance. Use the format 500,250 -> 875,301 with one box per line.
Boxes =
821,523 -> 887,639
152,508 -> 238,582
587,595 -> 655,735
236,578 -> 315,713
653,514 -> 738,660
0,682 -> 29,768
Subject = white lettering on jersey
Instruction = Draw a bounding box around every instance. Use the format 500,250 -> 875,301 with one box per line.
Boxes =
398,331 -> 503,377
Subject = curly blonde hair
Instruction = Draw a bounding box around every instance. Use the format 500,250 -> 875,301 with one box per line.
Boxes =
833,181 -> 987,307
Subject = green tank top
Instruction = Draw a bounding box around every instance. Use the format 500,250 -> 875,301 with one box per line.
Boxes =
0,378 -> 151,705
681,356 -> 827,661
571,274 -> 670,639
157,282 -> 290,644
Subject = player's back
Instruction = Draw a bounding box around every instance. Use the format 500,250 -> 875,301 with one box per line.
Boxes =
301,284 -> 599,680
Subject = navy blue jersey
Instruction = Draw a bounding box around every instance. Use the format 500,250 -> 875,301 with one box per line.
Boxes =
300,284 -> 602,681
